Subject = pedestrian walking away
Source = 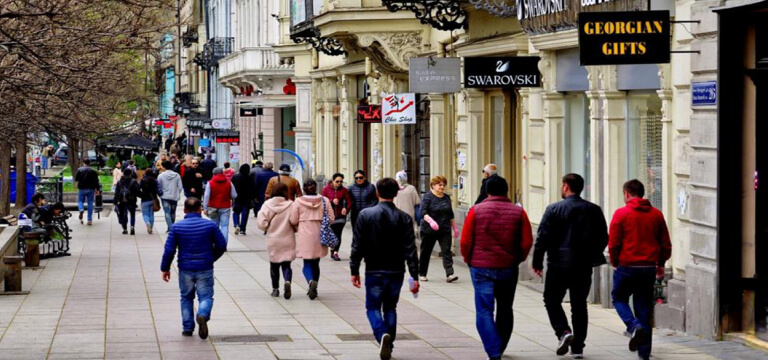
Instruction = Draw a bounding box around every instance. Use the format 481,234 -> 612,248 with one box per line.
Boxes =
223,162 -> 236,181
350,177 -> 420,360
348,170 -> 377,230
609,179 -> 672,360
532,173 -> 609,359
231,164 -> 254,235
114,169 -> 140,235
321,173 -> 352,261
418,175 -> 459,283
182,157 -> 204,198
475,164 -> 499,205
249,160 -> 265,217
158,160 -> 183,231
204,168 -> 237,242
126,160 -> 137,179
111,161 -> 123,192
74,158 -> 101,225
160,197 -> 228,339
265,164 -> 303,201
139,168 -> 161,234
253,162 -> 279,217
460,175 -> 533,360
289,179 -> 334,300
393,171 -> 420,235
256,182 -> 296,299
199,154 -> 217,184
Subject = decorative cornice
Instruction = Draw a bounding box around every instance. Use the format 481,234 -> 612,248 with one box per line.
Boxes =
338,31 -> 423,74
469,0 -> 516,18
528,29 -> 578,51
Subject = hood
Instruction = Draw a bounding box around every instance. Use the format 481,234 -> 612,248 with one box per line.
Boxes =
627,198 -> 653,212
296,195 -> 323,208
265,197 -> 293,213
159,170 -> 179,181
211,173 -> 228,184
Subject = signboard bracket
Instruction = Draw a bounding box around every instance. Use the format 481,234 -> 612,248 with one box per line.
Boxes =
671,50 -> 701,54
670,20 -> 701,24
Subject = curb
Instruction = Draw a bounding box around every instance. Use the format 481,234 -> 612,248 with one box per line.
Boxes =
724,333 -> 768,353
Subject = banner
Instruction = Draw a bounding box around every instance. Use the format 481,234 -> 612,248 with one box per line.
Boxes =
463,57 -> 541,88
578,11 -> 670,65
409,58 -> 461,93
382,93 -> 416,125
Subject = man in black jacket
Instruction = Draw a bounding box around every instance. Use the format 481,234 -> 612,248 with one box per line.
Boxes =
532,173 -> 608,359
474,164 -> 499,205
74,159 -> 101,225
350,177 -> 419,360
182,159 -> 204,198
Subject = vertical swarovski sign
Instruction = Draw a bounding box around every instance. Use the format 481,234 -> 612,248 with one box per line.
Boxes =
463,57 -> 542,88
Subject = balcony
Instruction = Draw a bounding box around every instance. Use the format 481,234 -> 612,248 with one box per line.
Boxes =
219,47 -> 294,91
182,27 -> 199,48
174,92 -> 201,115
195,37 -> 234,70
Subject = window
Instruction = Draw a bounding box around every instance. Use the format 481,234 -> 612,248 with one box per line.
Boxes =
626,92 -> 663,210
564,93 -> 591,200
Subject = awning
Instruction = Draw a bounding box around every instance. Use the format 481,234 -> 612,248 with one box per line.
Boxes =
237,95 -> 296,108
100,135 -> 158,150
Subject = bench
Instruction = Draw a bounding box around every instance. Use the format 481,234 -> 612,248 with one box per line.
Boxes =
18,211 -> 72,260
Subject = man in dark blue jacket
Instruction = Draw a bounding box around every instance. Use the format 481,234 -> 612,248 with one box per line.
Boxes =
253,162 -> 278,216
161,197 -> 227,339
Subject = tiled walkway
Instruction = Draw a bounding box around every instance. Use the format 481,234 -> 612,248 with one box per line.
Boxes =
0,206 -> 766,360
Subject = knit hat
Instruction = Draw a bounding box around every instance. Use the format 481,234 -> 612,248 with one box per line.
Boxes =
213,167 -> 223,175
395,171 -> 407,184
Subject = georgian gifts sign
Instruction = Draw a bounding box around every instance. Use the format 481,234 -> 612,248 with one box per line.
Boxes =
578,11 -> 670,65
382,93 -> 417,125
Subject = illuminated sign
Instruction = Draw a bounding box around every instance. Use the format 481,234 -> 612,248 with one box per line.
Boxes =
357,105 -> 382,123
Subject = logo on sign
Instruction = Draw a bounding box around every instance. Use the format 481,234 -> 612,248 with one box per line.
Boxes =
464,57 -> 541,88
357,105 -> 382,123
212,119 -> 232,129
382,93 -> 416,125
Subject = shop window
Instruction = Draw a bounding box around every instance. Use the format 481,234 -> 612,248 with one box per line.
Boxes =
626,92 -> 663,210
564,93 -> 591,200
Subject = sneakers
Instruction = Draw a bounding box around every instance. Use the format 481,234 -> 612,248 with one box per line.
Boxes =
122,229 -> 128,235
556,331 -> 574,356
571,352 -> 584,359
629,326 -> 648,352
379,333 -> 392,360
196,315 -> 208,340
241,231 -> 246,236
146,224 -> 152,234
419,276 -> 428,282
234,228 -> 240,235
284,281 -> 292,300
446,274 -> 459,283
271,289 -> 280,297
181,330 -> 193,337
87,221 -> 92,226
331,252 -> 341,261
307,280 -> 318,300
130,227 -> 135,235
79,211 -> 83,224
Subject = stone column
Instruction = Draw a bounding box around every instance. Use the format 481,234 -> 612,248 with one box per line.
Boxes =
322,77 -> 338,177
465,89 -> 485,207
312,79 -> 325,177
597,65 -> 627,215
428,94 -> 452,189
294,77 -> 313,176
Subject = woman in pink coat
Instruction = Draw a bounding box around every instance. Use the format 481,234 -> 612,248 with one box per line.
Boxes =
256,182 -> 295,299
289,179 -> 335,300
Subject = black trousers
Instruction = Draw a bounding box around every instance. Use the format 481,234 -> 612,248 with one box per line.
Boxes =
543,266 -> 593,353
270,261 -> 293,289
418,231 -> 454,277
330,221 -> 345,253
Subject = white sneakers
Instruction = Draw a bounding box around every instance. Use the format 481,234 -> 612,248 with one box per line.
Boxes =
446,274 -> 459,283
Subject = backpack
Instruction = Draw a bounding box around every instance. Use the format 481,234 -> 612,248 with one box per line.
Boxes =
117,181 -> 134,204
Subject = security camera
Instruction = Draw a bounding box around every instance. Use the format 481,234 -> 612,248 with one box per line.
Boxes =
271,14 -> 279,18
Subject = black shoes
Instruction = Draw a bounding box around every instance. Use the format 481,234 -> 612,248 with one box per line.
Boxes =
557,331 -> 574,356
271,289 -> 280,297
284,281 -> 291,300
182,330 -> 193,337
79,211 -> 83,224
196,315 -> 208,339
331,252 -> 340,261
629,326 -> 648,352
130,227 -> 135,235
308,280 -> 318,300
379,333 -> 392,360
122,229 -> 128,235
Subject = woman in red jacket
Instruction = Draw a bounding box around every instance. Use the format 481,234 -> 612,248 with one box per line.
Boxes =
321,173 -> 352,261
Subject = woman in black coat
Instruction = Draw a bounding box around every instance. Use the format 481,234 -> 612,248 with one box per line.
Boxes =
115,168 -> 141,235
231,164 -> 254,235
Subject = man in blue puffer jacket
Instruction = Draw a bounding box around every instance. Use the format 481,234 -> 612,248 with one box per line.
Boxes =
161,197 -> 227,339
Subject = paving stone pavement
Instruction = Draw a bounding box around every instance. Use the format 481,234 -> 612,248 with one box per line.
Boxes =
1,205 -> 767,360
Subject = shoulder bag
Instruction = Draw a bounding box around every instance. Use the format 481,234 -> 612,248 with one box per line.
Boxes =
320,198 -> 339,248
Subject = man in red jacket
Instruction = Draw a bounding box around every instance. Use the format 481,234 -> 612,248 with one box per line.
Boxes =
609,179 -> 671,360
203,168 -> 238,243
460,176 -> 533,360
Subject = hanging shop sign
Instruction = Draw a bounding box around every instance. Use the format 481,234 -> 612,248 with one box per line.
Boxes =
211,119 -> 232,129
463,57 -> 541,88
215,131 -> 240,144
198,139 -> 211,147
519,0 -> 646,34
578,11 -> 670,65
239,108 -> 263,117
357,105 -> 382,123
692,81 -> 717,106
382,93 -> 417,125
409,58 -> 461,93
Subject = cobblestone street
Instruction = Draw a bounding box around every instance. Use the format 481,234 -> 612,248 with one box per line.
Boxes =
0,208 -> 765,360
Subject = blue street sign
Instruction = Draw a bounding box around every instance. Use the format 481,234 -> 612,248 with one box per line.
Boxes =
692,81 -> 717,106
198,139 -> 211,147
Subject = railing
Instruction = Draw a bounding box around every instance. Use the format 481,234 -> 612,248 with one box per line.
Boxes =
35,176 -> 63,204
182,27 -> 199,48
203,37 -> 234,69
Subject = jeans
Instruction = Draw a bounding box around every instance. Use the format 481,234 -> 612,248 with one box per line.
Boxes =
117,204 -> 136,229
140,200 -> 154,228
419,231 -> 454,277
543,267 -> 593,353
270,261 -> 293,289
208,208 -> 230,242
178,269 -> 214,332
612,266 -> 656,359
302,258 -> 320,284
78,189 -> 95,221
470,267 -> 519,359
365,273 -> 404,344
232,203 -> 251,232
162,199 -> 178,227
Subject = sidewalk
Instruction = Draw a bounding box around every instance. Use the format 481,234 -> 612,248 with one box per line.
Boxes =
0,205 -> 765,360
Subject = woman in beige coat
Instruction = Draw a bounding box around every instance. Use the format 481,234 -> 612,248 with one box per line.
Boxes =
256,182 -> 295,299
289,179 -> 335,300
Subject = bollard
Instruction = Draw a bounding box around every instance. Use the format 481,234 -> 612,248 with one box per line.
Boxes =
3,256 -> 22,292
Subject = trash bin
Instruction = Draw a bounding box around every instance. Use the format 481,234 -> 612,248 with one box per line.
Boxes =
0,171 -> 38,204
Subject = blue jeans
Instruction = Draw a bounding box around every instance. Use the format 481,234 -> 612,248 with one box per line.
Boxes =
470,267 -> 518,359
612,266 -> 656,360
208,208 -> 230,242
178,269 -> 215,332
140,200 -> 154,228
365,273 -> 404,344
162,199 -> 178,227
302,259 -> 320,283
232,203 -> 250,232
77,189 -> 95,221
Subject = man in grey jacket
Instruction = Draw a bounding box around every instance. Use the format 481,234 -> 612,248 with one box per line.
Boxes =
158,160 -> 184,231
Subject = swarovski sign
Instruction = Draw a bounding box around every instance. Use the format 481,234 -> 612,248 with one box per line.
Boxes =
463,57 -> 542,88
517,0 -> 566,20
